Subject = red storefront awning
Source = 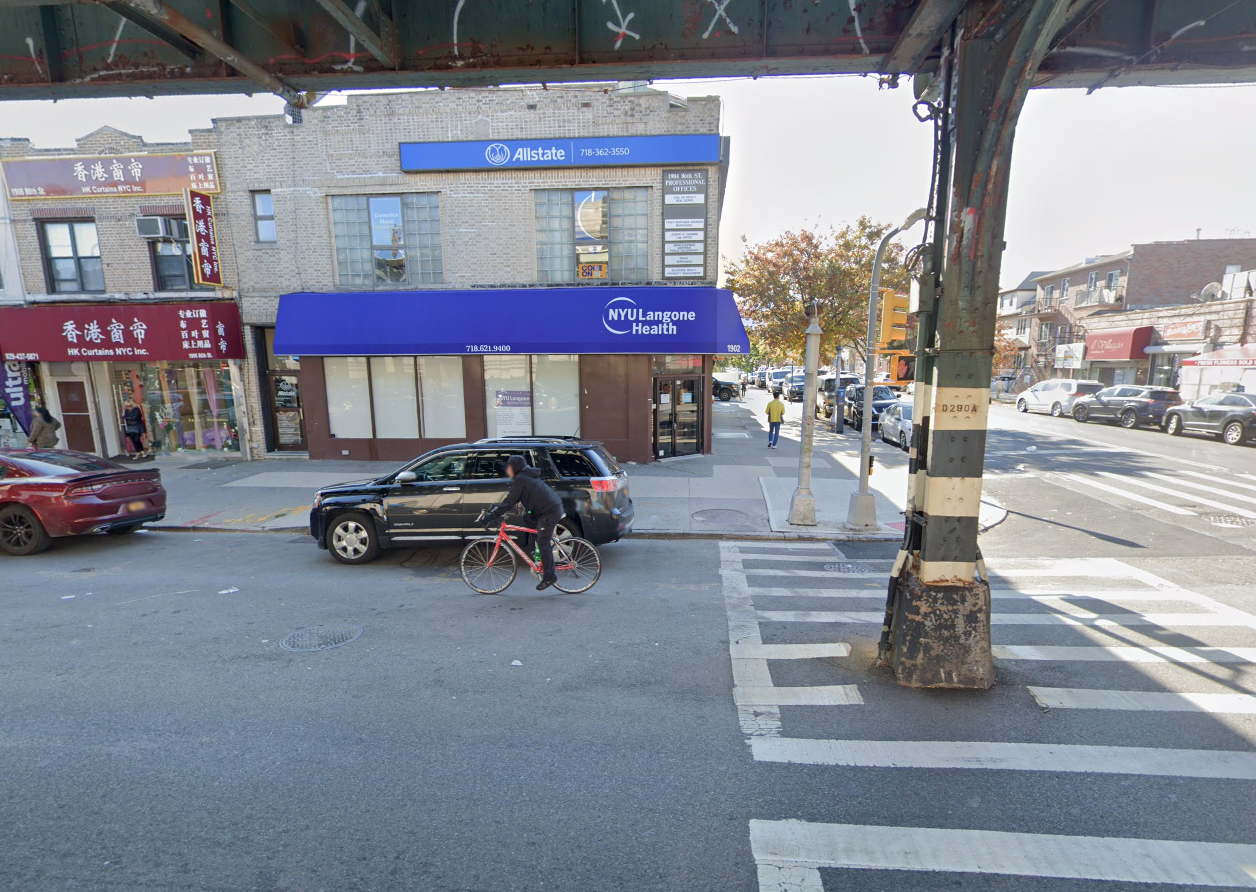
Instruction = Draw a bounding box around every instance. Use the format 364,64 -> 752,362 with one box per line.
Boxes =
1182,344 -> 1256,367
0,301 -> 244,363
1084,326 -> 1153,361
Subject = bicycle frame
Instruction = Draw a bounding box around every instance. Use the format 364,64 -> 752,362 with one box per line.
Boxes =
479,522 -> 574,574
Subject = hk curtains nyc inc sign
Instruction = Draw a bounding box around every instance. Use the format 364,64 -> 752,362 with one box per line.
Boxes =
185,189 -> 223,287
2,152 -> 219,200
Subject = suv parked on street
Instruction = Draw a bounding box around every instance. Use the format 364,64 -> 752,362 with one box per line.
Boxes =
712,372 -> 739,401
845,384 -> 898,431
1163,392 -> 1256,445
1071,385 -> 1182,429
309,438 -> 633,564
1016,378 -> 1104,417
786,372 -> 807,402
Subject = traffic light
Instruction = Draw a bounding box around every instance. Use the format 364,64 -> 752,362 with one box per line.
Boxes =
877,289 -> 910,349
891,352 -> 916,384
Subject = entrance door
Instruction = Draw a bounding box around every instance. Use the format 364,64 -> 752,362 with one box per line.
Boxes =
653,377 -> 702,458
56,381 -> 97,453
268,372 -> 306,451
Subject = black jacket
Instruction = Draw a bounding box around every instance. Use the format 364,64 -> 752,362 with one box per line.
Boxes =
487,467 -> 563,521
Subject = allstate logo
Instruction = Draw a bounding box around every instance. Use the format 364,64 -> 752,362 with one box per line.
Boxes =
484,143 -> 510,166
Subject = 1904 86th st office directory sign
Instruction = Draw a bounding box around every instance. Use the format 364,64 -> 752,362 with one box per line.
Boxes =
663,170 -> 707,280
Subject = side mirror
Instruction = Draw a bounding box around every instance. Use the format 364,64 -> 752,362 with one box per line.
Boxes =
396,471 -> 418,484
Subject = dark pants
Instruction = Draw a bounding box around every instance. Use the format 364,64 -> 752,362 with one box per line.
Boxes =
533,510 -> 561,582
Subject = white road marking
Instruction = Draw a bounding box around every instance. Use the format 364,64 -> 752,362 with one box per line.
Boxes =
739,554 -> 886,564
994,644 -> 1256,664
744,568 -> 886,578
730,642 -> 851,659
1179,469 -> 1256,493
749,820 -> 1256,887
1144,470 -> 1256,506
1065,473 -> 1196,515
719,542 -> 781,737
1099,471 -> 1256,518
759,610 -> 1253,627
1029,687 -> 1256,714
758,610 -> 884,624
750,737 -> 1256,779
735,685 -> 863,707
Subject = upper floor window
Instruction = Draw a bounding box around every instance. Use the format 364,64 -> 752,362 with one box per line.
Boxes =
1015,318 -> 1030,336
149,219 -> 209,292
535,187 -> 650,284
1106,270 -> 1120,289
1060,277 -> 1070,296
1042,285 -> 1055,305
252,191 -> 277,242
42,221 -> 104,293
331,193 -> 443,288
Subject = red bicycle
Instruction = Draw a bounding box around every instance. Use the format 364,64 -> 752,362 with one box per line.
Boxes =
460,512 -> 601,594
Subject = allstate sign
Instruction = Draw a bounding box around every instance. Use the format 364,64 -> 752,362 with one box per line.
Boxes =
400,134 -> 721,172
602,297 -> 697,336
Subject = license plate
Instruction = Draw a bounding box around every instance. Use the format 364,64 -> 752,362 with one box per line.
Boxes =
126,500 -> 147,513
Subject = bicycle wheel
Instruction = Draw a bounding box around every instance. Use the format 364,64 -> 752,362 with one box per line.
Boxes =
551,537 -> 601,594
460,539 -> 517,594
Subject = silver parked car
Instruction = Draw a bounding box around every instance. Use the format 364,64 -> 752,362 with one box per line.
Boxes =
1016,378 -> 1104,417
879,401 -> 913,451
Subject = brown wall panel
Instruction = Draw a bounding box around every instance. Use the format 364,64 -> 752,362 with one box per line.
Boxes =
301,358 -> 331,459
462,356 -> 487,442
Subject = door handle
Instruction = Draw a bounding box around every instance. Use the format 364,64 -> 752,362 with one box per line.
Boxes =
442,486 -> 460,492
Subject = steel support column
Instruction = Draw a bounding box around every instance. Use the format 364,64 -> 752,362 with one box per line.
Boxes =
883,0 -> 1072,689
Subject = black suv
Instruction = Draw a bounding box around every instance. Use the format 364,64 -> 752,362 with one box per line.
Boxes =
1071,385 -> 1182,428
310,438 -> 634,565
845,384 -> 899,431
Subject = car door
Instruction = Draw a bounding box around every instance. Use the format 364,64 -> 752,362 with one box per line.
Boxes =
1024,382 -> 1050,412
1090,387 -> 1121,419
1177,395 -> 1215,431
881,403 -> 900,441
383,451 -> 469,541
459,449 -> 538,533
1198,394 -> 1231,432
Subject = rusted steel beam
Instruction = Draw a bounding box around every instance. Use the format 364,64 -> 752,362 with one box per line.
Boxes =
102,1 -> 207,62
39,6 -> 65,84
310,0 -> 398,69
225,0 -> 306,56
114,0 -> 307,106
880,0 -> 965,74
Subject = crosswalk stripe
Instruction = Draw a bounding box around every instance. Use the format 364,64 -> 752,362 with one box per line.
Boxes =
994,644 -> 1256,663
1066,473 -> 1196,515
749,737 -> 1256,779
1029,687 -> 1256,714
749,587 -> 1213,603
730,643 -> 851,659
734,685 -> 863,706
744,568 -> 882,578
1179,468 -> 1256,494
1099,471 -> 1256,518
749,820 -> 1256,887
1143,470 -> 1256,506
759,610 -> 1251,627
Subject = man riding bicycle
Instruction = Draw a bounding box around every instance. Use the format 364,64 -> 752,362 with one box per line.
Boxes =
483,454 -> 564,591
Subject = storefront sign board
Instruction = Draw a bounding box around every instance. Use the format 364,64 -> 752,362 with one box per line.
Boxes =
1156,319 -> 1208,340
663,169 -> 707,280
1055,343 -> 1085,369
1084,327 -> 1153,361
494,390 -> 532,437
185,189 -> 224,287
1,360 -> 35,435
3,152 -> 219,200
399,134 -> 720,172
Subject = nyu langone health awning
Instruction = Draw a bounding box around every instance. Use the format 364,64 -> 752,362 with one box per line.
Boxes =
273,287 -> 750,357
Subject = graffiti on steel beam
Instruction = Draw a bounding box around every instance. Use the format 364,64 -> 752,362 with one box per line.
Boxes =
24,37 -> 44,79
452,0 -> 467,56
846,0 -> 870,54
603,0 -> 641,49
702,0 -> 740,39
333,0 -> 369,70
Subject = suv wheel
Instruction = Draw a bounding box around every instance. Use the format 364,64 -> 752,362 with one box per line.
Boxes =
0,505 -> 51,556
327,511 -> 380,565
1072,405 -> 1089,423
717,387 -> 733,401
1016,399 -> 1028,413
1165,414 -> 1183,436
1223,420 -> 1246,446
1050,402 -> 1063,417
899,433 -> 909,451
1119,409 -> 1138,429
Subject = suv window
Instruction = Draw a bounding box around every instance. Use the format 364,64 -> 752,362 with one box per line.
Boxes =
872,386 -> 896,401
1148,390 -> 1178,401
1075,383 -> 1104,395
410,452 -> 468,482
1097,387 -> 1120,398
550,448 -> 599,478
469,451 -> 517,480
1221,394 -> 1256,408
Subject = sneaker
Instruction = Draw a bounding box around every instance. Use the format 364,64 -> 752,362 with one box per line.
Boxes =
536,578 -> 556,591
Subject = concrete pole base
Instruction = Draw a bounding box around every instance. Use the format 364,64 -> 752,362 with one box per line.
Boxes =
890,573 -> 994,689
845,492 -> 878,529
788,490 -> 816,526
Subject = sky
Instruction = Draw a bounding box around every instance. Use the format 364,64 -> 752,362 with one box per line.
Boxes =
3,76 -> 1253,289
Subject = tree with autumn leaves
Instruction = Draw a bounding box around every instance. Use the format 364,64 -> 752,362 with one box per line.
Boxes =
724,218 -> 912,367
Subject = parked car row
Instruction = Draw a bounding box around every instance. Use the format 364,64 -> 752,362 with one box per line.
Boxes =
1014,377 -> 1255,445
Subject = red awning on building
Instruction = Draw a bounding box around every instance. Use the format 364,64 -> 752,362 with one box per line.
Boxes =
1084,326 -> 1153,361
0,301 -> 244,363
1182,344 -> 1256,367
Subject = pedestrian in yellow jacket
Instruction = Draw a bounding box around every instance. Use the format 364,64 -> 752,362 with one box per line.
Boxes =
766,392 -> 785,448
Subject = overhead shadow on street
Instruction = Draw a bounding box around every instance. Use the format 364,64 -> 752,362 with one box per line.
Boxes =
999,506 -> 1146,548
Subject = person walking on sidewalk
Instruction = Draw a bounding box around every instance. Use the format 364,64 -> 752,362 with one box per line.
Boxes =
27,407 -> 62,448
121,399 -> 149,460
766,391 -> 786,448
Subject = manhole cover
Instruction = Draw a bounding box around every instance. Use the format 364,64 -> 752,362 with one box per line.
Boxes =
824,562 -> 872,574
692,508 -> 750,524
280,624 -> 363,652
1203,515 -> 1256,527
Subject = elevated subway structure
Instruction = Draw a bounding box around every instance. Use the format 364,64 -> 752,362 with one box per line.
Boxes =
4,0 -> 1253,688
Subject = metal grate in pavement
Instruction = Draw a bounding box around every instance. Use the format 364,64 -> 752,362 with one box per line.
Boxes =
280,624 -> 363,652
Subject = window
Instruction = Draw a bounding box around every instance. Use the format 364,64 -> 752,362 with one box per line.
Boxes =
1042,285 -> 1054,306
1087,271 -> 1098,290
1015,318 -> 1030,336
483,354 -> 581,437
1106,270 -> 1120,290
324,355 -> 465,440
149,219 -> 207,291
252,191 -> 277,242
1039,322 -> 1055,343
331,194 -> 443,288
42,221 -> 104,292
549,448 -> 599,478
1060,277 -> 1070,296
534,188 -> 649,283
410,452 -> 468,482
1220,394 -> 1255,408
470,450 -> 535,480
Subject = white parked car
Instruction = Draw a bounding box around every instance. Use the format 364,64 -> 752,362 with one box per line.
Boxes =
879,401 -> 913,451
1016,378 -> 1104,417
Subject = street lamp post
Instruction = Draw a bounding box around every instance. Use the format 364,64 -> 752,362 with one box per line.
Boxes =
788,303 -> 823,525
846,207 -> 929,529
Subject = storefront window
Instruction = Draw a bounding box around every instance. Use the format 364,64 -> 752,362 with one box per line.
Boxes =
483,355 -> 531,438
651,354 -> 703,375
418,356 -> 466,438
1150,353 -> 1184,388
323,357 -> 372,438
112,361 -> 239,452
369,356 -> 419,439
533,354 -> 579,435
331,194 -> 443,288
263,328 -> 300,372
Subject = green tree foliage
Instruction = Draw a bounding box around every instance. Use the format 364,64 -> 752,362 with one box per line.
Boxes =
724,218 -> 911,365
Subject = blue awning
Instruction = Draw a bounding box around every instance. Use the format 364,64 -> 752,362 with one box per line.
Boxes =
273,286 -> 750,357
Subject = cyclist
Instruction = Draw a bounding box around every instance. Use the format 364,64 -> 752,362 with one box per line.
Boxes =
484,455 -> 564,590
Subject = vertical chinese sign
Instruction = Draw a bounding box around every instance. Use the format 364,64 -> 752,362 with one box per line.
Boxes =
185,188 -> 223,287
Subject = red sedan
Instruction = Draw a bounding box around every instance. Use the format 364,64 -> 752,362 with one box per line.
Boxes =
0,449 -> 167,555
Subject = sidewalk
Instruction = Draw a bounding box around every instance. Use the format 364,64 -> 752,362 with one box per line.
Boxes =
150,388 -> 1005,540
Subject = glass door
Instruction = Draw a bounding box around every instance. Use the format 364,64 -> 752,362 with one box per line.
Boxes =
269,371 -> 306,451
653,376 -> 703,458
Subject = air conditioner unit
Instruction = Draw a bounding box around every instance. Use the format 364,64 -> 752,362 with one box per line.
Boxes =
135,216 -> 183,239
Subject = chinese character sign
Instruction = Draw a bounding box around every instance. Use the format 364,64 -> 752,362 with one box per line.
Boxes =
1,152 -> 219,200
185,188 -> 223,287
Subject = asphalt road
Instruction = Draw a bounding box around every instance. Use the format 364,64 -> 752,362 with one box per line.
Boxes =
2,409 -> 1254,891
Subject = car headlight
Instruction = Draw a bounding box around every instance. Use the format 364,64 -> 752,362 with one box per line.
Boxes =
313,492 -> 324,509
